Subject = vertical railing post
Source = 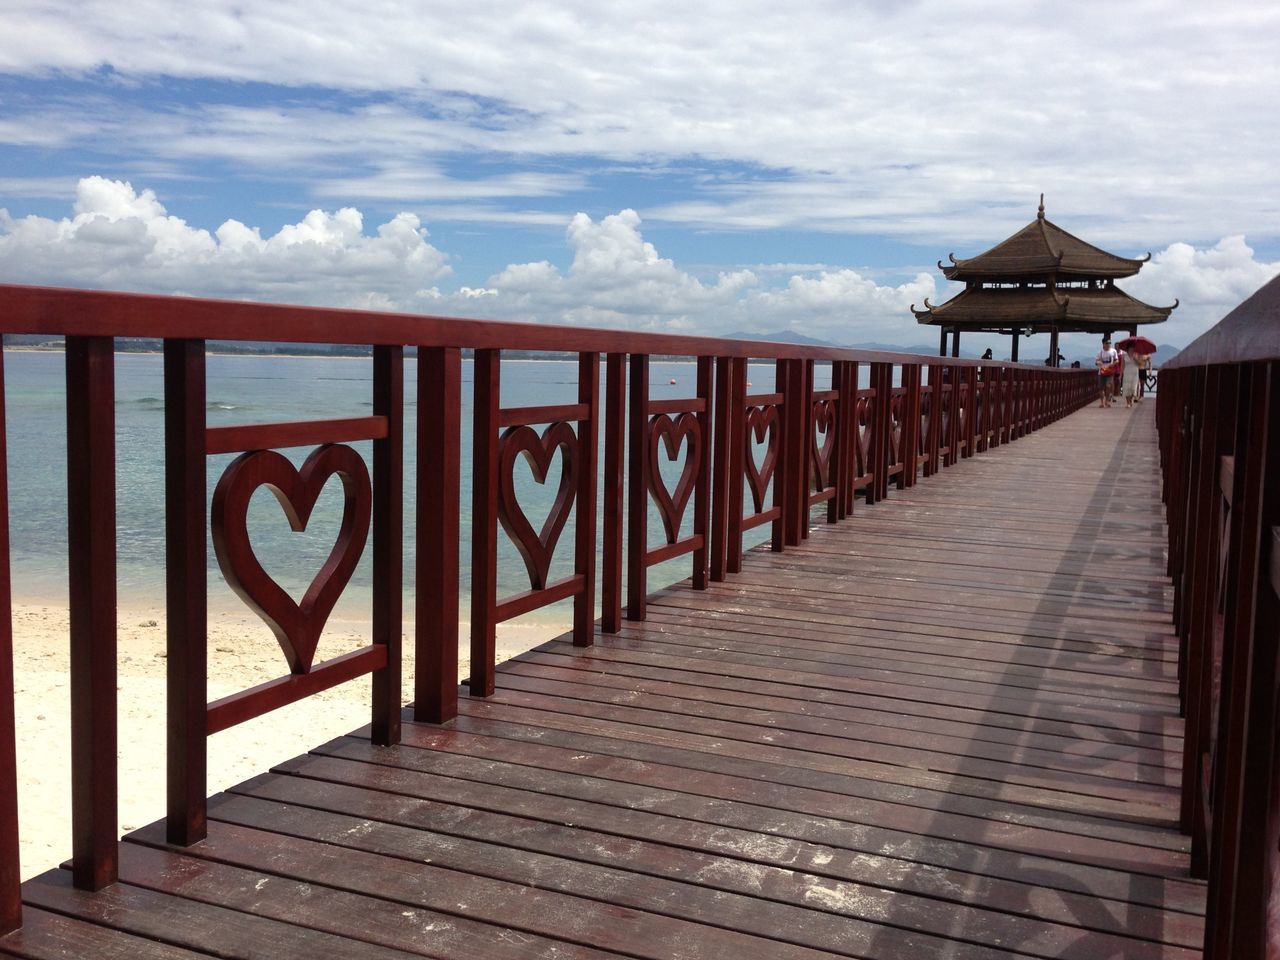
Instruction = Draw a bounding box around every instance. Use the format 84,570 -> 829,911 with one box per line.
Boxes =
66,335 -> 117,891
1222,359 -> 1279,960
709,356 -> 733,582
727,357 -> 748,571
869,362 -> 891,502
834,361 -> 855,518
1174,368 -> 1207,648
165,339 -> 207,847
991,366 -> 1006,447
781,359 -> 806,546
626,354 -> 649,620
962,366 -> 978,456
416,347 -> 461,722
371,345 -> 403,746
1187,367 -> 1228,872
944,365 -> 961,467
1205,361 -> 1277,960
824,362 -> 843,522
691,356 -> 713,583
800,359 -> 815,539
469,349 -> 500,697
0,348 -> 20,933
601,353 -> 626,632
924,363 -> 942,474
901,364 -> 921,486
573,352 -> 600,645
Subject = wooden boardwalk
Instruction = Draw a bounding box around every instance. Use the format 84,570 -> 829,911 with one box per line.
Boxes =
4,402 -> 1202,960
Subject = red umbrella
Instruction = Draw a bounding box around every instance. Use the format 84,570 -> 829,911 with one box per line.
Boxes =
1116,335 -> 1157,355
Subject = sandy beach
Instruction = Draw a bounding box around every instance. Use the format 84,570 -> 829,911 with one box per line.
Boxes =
11,599 -> 567,881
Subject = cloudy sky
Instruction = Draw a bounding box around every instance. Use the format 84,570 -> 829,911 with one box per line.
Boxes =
1,1 -> 1278,352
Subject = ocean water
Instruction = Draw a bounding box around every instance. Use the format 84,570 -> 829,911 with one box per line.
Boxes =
3,350 -> 786,631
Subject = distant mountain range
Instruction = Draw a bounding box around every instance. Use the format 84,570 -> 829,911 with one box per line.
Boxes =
727,330 -> 1182,365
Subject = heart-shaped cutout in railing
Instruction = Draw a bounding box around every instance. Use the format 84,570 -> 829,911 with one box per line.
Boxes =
497,421 -> 578,590
811,399 -> 836,491
744,404 -> 778,513
648,412 -> 700,544
855,397 -> 871,476
919,391 -> 932,455
211,444 -> 371,674
890,394 -> 904,460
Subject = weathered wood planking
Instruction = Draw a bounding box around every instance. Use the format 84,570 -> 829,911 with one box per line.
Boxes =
8,403 -> 1202,958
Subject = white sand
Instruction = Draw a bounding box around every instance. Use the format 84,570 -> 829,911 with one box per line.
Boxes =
11,600 -> 567,880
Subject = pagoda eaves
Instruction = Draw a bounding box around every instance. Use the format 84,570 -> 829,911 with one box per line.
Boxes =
941,212 -> 1150,281
912,284 -> 1176,332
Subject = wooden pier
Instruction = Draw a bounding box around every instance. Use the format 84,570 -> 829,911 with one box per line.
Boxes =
1,280 -> 1275,958
6,403 -> 1200,959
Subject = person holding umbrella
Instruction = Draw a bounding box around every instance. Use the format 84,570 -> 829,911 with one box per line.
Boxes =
1116,335 -> 1158,403
1120,343 -> 1140,407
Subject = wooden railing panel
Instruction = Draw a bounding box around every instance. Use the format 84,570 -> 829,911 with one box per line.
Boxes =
474,350 -> 600,683
1160,356 -> 1280,960
627,355 -> 711,618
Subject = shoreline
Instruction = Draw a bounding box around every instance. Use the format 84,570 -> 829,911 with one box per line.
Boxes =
11,598 -> 568,881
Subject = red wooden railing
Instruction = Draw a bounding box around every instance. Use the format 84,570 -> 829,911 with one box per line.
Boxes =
1157,273 -> 1280,960
0,282 -> 1096,933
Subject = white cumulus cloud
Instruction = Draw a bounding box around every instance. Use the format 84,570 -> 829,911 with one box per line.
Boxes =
0,176 -> 450,308
481,209 -> 760,332
1122,236 -> 1280,346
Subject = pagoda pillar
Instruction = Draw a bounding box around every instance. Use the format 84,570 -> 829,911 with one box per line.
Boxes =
1048,326 -> 1060,368
939,327 -> 948,357
1010,328 -> 1020,363
951,330 -> 961,358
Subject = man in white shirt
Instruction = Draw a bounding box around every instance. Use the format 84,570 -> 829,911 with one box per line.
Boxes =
1095,336 -> 1120,408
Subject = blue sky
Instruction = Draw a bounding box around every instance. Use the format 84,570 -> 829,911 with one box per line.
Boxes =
2,1 -> 1279,354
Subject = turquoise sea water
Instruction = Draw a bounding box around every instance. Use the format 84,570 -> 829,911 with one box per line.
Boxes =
3,350 -> 786,630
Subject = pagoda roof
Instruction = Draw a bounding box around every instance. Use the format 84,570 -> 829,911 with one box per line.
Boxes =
911,284 -> 1176,333
942,199 -> 1150,281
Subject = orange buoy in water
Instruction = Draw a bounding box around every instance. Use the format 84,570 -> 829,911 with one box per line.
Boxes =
668,378 -> 677,384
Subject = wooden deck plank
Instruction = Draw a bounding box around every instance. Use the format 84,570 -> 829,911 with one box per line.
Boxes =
450,689 -> 1180,811
306,734 -> 1204,920
269,752 -> 1204,948
496,658 -> 1181,769
226,770 -> 1197,958
507,649 -> 1185,754
472,671 -> 1180,789
392,717 -> 1185,870
5,403 -> 1203,958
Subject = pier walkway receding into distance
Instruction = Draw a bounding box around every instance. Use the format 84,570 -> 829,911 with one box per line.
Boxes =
8,402 -> 1201,960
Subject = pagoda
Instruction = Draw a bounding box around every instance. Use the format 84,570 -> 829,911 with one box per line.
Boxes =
911,196 -> 1177,364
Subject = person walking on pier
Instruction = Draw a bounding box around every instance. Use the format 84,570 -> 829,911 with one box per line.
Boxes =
1134,350 -> 1152,401
1121,345 -> 1141,408
1096,336 -> 1120,408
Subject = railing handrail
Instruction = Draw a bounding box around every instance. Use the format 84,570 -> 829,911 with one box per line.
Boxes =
1159,272 -> 1280,370
0,282 -> 1053,368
